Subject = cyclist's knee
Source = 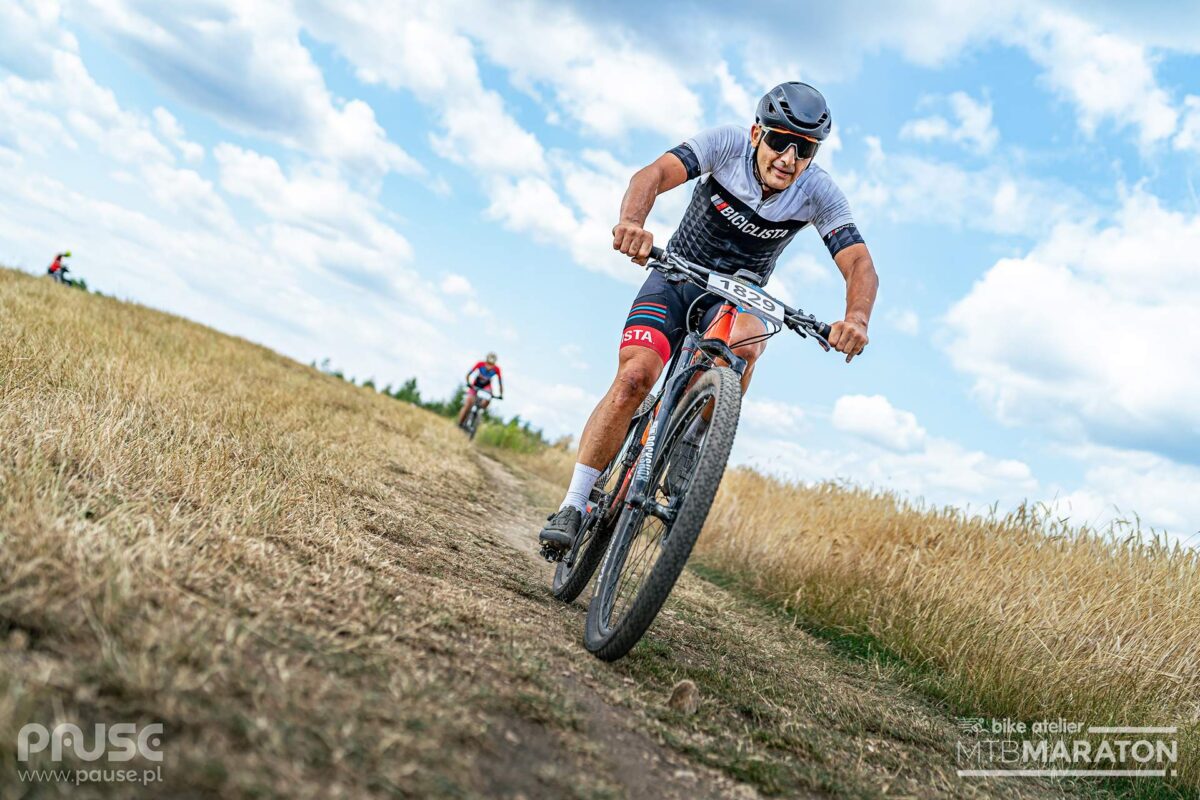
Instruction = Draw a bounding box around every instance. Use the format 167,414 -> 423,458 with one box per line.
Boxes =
731,339 -> 766,363
612,359 -> 658,408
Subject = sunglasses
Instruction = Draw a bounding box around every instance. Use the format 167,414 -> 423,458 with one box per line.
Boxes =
760,127 -> 820,159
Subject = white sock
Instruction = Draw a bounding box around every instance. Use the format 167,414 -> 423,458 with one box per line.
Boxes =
560,463 -> 602,512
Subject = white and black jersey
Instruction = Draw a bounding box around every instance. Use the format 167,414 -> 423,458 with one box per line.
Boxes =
666,124 -> 864,284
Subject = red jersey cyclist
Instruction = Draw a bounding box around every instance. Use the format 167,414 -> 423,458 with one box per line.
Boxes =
458,352 -> 504,428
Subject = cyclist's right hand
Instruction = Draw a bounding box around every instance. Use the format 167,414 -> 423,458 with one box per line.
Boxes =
612,221 -> 654,266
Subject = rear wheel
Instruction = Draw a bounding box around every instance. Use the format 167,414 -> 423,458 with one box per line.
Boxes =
551,395 -> 655,603
584,367 -> 741,661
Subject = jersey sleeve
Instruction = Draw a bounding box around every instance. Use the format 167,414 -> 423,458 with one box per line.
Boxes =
667,125 -> 745,181
808,172 -> 866,257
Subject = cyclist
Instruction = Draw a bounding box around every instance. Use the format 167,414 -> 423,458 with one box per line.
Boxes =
539,81 -> 879,552
458,352 -> 504,428
47,251 -> 71,283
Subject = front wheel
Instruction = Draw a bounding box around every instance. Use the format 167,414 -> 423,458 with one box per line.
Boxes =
584,367 -> 741,661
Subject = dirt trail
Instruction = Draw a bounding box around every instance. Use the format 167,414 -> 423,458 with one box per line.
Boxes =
467,451 -> 1105,800
473,453 -> 768,799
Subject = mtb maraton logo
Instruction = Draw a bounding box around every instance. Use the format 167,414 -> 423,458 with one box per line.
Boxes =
17,721 -> 165,787
955,717 -> 1178,778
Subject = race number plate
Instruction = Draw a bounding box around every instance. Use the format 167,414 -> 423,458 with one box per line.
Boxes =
705,273 -> 785,325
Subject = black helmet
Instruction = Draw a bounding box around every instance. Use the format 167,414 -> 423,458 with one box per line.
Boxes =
756,82 -> 832,141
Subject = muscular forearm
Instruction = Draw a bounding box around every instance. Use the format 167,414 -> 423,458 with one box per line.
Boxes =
618,166 -> 661,227
843,252 -> 878,326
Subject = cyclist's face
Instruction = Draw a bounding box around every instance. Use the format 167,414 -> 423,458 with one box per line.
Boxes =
752,125 -> 811,191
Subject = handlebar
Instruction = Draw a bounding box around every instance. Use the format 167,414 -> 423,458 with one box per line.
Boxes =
646,246 -> 832,344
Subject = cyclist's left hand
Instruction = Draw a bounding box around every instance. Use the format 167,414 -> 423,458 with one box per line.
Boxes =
828,318 -> 869,363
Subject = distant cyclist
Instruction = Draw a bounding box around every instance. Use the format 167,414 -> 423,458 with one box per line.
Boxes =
458,352 -> 504,428
538,81 -> 879,552
47,251 -> 71,283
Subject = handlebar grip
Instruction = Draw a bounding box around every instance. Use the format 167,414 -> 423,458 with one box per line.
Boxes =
649,246 -> 665,261
816,322 -> 832,340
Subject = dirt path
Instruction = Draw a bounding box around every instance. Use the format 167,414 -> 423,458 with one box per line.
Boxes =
473,453 -> 769,799
469,450 -> 1117,800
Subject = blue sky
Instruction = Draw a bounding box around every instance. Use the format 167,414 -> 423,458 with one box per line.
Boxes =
2,1 -> 1198,539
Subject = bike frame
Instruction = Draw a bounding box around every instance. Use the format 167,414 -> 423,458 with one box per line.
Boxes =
618,301 -> 748,521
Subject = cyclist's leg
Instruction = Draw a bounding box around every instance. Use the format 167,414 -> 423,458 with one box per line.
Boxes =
458,388 -> 475,426
698,305 -> 769,394
576,270 -> 697,472
576,346 -> 663,470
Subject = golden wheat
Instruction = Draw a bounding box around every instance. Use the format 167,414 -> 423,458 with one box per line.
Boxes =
694,467 -> 1200,784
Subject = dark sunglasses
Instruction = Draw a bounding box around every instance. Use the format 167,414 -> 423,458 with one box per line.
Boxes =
761,127 -> 820,159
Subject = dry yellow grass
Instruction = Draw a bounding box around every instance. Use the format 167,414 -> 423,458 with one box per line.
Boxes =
696,468 -> 1200,787
1,266 -> 1182,799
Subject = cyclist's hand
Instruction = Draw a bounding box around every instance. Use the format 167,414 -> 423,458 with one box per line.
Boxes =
612,221 -> 654,266
829,318 -> 869,363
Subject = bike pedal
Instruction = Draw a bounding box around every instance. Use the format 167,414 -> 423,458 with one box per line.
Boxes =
539,542 -> 566,563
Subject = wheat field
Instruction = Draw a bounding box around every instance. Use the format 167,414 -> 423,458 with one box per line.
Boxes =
695,468 -> 1200,786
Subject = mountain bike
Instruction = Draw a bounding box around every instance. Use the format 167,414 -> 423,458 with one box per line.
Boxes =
460,387 -> 498,440
569,245 -> 833,661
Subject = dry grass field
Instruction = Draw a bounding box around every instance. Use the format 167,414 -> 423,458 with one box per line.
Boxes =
0,266 -> 1188,798
696,471 -> 1200,791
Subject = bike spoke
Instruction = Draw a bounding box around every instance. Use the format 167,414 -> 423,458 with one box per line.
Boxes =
609,516 -> 666,623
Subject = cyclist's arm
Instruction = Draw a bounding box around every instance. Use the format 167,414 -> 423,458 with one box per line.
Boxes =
831,243 -> 878,363
613,153 -> 688,264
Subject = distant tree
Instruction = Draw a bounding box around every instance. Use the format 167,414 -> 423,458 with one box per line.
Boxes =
392,377 -> 422,405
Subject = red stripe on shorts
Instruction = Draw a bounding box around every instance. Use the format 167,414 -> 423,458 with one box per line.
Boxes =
620,324 -> 671,364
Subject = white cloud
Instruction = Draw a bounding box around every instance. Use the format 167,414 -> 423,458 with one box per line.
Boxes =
901,91 -> 998,153
944,188 -> 1200,461
714,61 -> 755,121
742,398 -> 806,436
153,107 -> 203,163
1173,95 -> 1200,153
443,1 -> 703,141
832,394 -> 927,452
733,425 -> 1036,514
885,308 -> 921,335
1015,10 -> 1178,147
440,274 -> 473,296
1048,445 -> 1200,540
67,0 -> 420,179
842,135 -> 1086,236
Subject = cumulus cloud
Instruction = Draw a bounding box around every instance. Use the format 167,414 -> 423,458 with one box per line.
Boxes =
1015,9 -> 1179,147
944,188 -> 1200,463
67,0 -> 421,178
842,136 -> 1087,236
901,91 -> 998,153
832,394 -> 927,452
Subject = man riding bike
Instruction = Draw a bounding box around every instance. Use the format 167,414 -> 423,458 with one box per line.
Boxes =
458,352 -> 504,428
539,81 -> 879,552
47,251 -> 71,283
